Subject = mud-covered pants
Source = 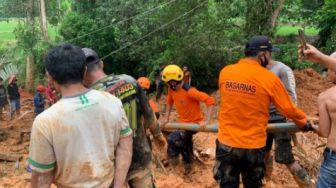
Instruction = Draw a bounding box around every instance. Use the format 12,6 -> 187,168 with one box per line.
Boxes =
167,131 -> 194,164
213,139 -> 266,188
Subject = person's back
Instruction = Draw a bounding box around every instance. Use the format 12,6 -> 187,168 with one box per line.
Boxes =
90,74 -> 153,171
29,44 -> 132,188
30,90 -> 129,187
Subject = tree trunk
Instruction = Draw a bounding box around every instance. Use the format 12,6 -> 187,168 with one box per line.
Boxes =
26,0 -> 35,90
271,0 -> 286,29
40,0 -> 49,40
26,55 -> 34,89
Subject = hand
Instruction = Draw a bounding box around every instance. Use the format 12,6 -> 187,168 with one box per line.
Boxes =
302,120 -> 315,132
298,44 -> 324,63
198,121 -> 209,131
154,134 -> 167,149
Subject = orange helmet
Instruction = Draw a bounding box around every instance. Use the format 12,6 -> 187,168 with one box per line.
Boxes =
137,77 -> 150,90
36,85 -> 45,92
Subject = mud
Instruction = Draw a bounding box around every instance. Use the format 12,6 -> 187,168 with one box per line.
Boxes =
0,69 -> 333,188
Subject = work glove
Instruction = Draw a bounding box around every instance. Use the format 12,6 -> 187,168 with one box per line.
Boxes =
302,121 -> 314,132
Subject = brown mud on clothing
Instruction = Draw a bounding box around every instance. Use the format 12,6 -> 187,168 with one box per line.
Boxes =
0,69 -> 333,187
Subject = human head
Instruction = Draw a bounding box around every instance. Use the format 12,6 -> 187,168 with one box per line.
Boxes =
82,47 -> 104,86
162,64 -> 184,90
182,64 -> 189,72
244,35 -> 280,67
328,52 -> 336,83
36,85 -> 45,92
137,77 -> 150,90
44,44 -> 86,89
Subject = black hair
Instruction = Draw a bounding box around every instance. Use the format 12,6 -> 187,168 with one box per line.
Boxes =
85,61 -> 102,73
44,44 -> 86,85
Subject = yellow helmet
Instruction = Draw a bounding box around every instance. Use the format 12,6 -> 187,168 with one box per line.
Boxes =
162,64 -> 184,82
137,77 -> 150,90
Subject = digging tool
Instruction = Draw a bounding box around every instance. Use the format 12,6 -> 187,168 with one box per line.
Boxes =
161,122 -> 307,133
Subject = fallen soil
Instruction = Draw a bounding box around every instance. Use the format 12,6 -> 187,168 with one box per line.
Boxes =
0,69 -> 333,188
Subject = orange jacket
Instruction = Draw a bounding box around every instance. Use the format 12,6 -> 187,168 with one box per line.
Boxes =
167,87 -> 215,123
218,58 -> 307,149
149,99 -> 160,113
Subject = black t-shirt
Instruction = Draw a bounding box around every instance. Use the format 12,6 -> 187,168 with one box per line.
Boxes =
7,83 -> 20,100
90,74 -> 155,171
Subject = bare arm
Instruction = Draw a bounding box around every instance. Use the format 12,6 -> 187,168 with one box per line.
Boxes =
300,44 -> 336,72
316,92 -> 332,137
113,135 -> 132,188
205,105 -> 213,122
31,170 -> 54,188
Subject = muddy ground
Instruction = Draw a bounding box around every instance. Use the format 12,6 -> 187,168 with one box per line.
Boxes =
0,69 -> 333,188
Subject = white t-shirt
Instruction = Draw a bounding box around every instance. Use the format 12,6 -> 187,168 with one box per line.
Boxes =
29,89 -> 132,188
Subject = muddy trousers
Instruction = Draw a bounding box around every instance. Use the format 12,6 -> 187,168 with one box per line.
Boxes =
213,140 -> 265,188
167,131 -> 193,164
127,164 -> 156,188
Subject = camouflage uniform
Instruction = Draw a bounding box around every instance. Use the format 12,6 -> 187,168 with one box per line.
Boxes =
91,74 -> 161,188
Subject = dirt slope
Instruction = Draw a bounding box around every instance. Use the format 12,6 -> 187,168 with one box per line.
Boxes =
0,69 -> 333,188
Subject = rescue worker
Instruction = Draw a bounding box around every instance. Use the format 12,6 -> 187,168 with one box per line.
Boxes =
82,48 -> 166,188
137,77 -> 160,119
33,85 -> 46,115
162,64 -> 215,174
265,52 -> 312,187
215,35 -> 313,187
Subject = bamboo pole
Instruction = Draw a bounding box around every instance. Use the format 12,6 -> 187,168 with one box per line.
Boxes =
161,122 -> 303,133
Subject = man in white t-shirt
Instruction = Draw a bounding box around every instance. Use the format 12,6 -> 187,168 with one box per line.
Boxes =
28,44 -> 133,188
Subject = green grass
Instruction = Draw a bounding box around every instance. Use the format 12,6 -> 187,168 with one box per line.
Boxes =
0,20 -> 58,48
276,25 -> 319,36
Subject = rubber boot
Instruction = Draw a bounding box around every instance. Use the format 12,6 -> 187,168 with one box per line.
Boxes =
291,168 -> 313,188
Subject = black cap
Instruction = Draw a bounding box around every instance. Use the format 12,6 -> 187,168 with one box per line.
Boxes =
245,36 -> 280,53
82,48 -> 100,64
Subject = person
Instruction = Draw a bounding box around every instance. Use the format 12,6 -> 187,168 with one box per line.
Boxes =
265,54 -> 312,187
82,47 -> 166,188
154,63 -> 165,101
7,75 -> 20,119
28,44 -> 133,188
137,77 -> 160,119
309,51 -> 336,188
33,85 -> 46,115
182,65 -> 192,85
162,64 -> 215,174
45,81 -> 59,106
0,77 -> 7,120
299,44 -> 336,72
215,35 -> 313,188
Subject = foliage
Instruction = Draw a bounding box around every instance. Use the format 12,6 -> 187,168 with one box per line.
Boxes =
273,43 -> 322,71
316,0 -> 336,54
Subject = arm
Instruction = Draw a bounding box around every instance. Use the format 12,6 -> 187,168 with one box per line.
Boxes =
114,102 -> 133,188
187,87 -> 215,122
300,44 -> 336,72
31,170 -> 54,188
113,135 -> 132,188
270,78 -> 307,127
29,117 -> 56,188
315,92 -> 332,137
